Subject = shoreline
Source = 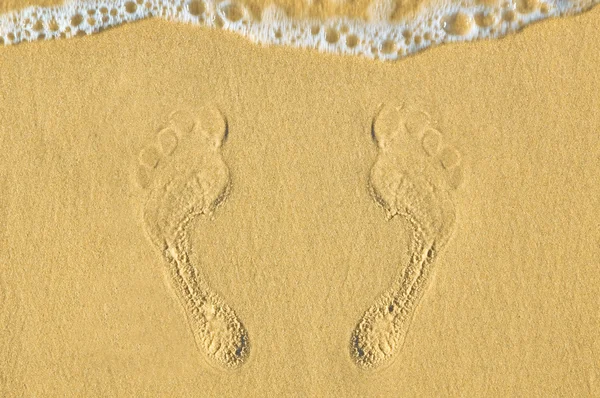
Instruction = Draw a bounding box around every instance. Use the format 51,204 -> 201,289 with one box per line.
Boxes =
1,0 -> 598,60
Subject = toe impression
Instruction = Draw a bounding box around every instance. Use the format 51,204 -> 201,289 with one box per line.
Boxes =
372,104 -> 402,149
198,106 -> 227,149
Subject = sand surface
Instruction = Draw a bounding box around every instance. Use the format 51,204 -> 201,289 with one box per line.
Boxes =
1,4 -> 600,396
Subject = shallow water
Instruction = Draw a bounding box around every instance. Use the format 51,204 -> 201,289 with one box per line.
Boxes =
0,0 -> 598,59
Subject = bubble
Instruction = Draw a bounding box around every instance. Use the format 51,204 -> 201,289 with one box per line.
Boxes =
100,7 -> 108,14
188,0 -> 205,16
474,11 -> 497,27
0,37 -> 4,45
414,35 -> 422,45
325,28 -> 339,44
125,1 -> 137,13
442,12 -> 473,36
87,9 -> 96,16
214,15 -> 224,28
381,39 -> 396,54
340,24 -> 349,34
33,20 -> 44,31
346,34 -> 359,48
517,0 -> 539,13
37,33 -> 45,40
71,14 -> 83,27
221,2 -> 244,22
274,28 -> 282,39
540,3 -> 550,13
310,25 -> 320,35
49,19 -> 59,31
7,32 -> 15,41
423,32 -> 431,40
110,8 -> 118,17
502,9 -> 516,22
87,17 -> 96,25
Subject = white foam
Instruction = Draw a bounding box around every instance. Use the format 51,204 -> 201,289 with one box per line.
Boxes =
0,0 -> 598,60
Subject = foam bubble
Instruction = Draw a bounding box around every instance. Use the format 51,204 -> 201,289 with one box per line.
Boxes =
442,12 -> 473,36
0,0 -> 598,61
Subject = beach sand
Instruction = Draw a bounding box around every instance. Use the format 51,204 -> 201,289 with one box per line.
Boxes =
1,3 -> 599,396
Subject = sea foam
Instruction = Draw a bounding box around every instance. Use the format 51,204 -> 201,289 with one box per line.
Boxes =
0,0 -> 598,60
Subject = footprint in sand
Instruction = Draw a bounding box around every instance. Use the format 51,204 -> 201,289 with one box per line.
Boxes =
350,103 -> 466,370
134,106 -> 249,370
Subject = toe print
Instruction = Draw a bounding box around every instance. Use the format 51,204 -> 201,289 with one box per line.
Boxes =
439,146 -> 461,170
350,103 -> 466,370
139,145 -> 161,169
158,127 -> 178,156
438,145 -> 464,189
421,127 -> 442,156
136,165 -> 152,189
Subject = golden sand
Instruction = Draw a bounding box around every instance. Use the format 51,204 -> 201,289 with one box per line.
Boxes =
1,1 -> 599,396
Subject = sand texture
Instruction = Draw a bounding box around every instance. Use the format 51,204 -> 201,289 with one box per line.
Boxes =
1,4 -> 600,396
